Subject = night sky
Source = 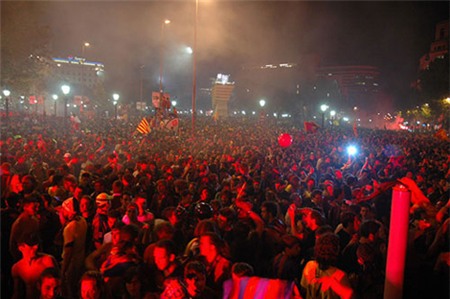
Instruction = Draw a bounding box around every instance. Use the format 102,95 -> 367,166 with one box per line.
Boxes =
2,1 -> 449,109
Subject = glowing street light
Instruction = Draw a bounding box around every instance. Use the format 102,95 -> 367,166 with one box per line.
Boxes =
61,84 -> 71,119
52,94 -> 58,116
3,89 -> 10,121
330,110 -> 336,126
113,93 -> 119,120
320,104 -> 329,127
259,99 -> 266,108
171,100 -> 177,107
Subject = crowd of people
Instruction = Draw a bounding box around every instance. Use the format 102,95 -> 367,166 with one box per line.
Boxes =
1,112 -> 449,299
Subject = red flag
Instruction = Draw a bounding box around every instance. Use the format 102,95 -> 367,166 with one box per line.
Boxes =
29,96 -> 37,105
353,121 -> 358,137
434,129 -> 449,141
304,121 -> 319,133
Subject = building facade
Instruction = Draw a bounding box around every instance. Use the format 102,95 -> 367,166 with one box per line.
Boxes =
52,56 -> 105,91
419,20 -> 449,71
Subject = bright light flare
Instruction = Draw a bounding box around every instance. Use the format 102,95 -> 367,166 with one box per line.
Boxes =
347,145 -> 357,156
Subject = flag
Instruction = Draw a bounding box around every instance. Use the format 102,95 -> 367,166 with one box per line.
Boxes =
165,118 -> 179,130
223,276 -> 297,299
136,117 -> 151,134
434,128 -> 449,141
304,121 -> 319,133
29,95 -> 37,105
353,121 -> 358,137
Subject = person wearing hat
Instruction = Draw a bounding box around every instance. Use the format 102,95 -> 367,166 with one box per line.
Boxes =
9,196 -> 41,262
92,193 -> 112,250
11,233 -> 58,299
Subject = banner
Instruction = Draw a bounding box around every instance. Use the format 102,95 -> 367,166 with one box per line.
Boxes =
162,93 -> 171,109
136,102 -> 146,111
152,92 -> 160,108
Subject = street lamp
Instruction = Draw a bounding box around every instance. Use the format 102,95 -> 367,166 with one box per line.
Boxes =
3,89 -> 10,121
320,104 -> 329,127
192,0 -> 198,133
113,93 -> 119,120
81,42 -> 90,105
159,19 -> 171,93
330,110 -> 336,126
171,100 -> 177,107
52,94 -> 58,116
82,42 -> 90,55
259,99 -> 266,108
61,84 -> 71,120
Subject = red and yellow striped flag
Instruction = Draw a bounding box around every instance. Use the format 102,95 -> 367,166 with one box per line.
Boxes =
136,117 -> 151,134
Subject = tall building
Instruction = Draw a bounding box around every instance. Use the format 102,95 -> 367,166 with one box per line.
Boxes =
233,55 -> 319,116
211,74 -> 235,119
315,65 -> 382,112
233,56 -> 387,121
419,20 -> 449,71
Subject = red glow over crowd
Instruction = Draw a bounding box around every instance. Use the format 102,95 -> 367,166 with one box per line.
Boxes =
1,112 -> 449,299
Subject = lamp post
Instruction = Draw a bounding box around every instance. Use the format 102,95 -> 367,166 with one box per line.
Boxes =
330,110 -> 336,125
61,84 -> 71,120
258,99 -> 266,121
191,0 -> 198,133
159,19 -> 171,93
81,42 -> 90,107
3,89 -> 10,122
320,104 -> 329,127
140,65 -> 145,104
52,94 -> 58,116
113,93 -> 119,120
